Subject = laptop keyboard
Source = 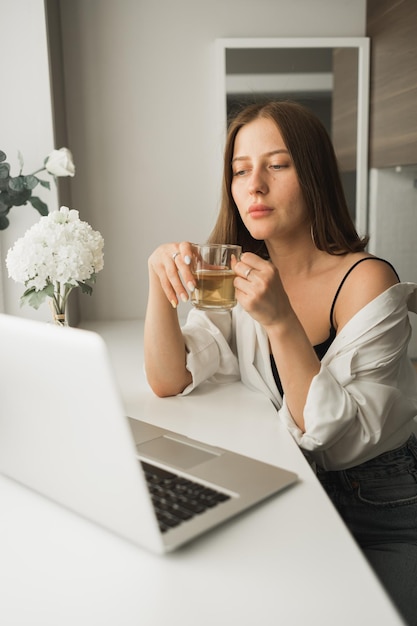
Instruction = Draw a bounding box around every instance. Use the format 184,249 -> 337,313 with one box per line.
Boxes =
140,461 -> 232,533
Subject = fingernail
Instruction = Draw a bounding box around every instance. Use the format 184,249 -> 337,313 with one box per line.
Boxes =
184,255 -> 191,265
170,299 -> 177,309
180,293 -> 188,302
187,281 -> 195,292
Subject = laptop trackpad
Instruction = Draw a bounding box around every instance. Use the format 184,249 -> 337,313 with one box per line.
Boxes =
136,436 -> 218,470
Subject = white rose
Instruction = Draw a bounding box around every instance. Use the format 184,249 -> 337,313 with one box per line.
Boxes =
45,148 -> 75,177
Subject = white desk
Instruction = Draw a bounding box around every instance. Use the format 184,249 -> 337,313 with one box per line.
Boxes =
0,320 -> 404,626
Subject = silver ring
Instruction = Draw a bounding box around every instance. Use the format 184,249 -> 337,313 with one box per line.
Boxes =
172,251 -> 180,261
245,268 -> 252,278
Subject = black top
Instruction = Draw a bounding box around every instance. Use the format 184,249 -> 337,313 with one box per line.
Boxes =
270,257 -> 399,397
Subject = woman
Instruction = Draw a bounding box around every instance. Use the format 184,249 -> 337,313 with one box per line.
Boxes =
145,101 -> 417,624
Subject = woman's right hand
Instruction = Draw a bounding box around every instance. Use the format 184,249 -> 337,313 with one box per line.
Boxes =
145,242 -> 195,396
148,242 -> 196,308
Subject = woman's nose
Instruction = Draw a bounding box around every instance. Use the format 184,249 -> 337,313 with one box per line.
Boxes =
248,168 -> 268,195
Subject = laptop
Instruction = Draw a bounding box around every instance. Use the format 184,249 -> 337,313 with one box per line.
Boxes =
0,313 -> 297,553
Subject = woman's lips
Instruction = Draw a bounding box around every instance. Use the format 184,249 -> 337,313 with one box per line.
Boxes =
247,204 -> 273,218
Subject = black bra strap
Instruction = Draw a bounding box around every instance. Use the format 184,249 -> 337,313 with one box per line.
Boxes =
329,257 -> 400,329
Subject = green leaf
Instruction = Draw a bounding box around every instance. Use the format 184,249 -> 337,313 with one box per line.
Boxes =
38,179 -> 51,190
9,176 -> 25,191
29,196 -> 49,216
20,284 -> 54,310
9,175 -> 39,191
0,162 -> 10,179
0,197 -> 9,212
6,187 -> 31,206
78,281 -> 93,296
23,175 -> 39,190
9,174 -> 39,191
0,150 -> 7,163
0,214 -> 10,229
78,273 -> 98,297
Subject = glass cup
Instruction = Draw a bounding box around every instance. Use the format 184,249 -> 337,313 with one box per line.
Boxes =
190,243 -> 242,311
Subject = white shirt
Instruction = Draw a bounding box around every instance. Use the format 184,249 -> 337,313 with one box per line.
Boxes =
180,282 -> 417,470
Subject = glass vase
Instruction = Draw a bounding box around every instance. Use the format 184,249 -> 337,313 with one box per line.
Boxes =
49,299 -> 68,327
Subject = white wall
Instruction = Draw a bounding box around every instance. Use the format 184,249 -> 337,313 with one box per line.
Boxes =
57,0 -> 367,321
368,165 -> 417,358
0,0 -> 59,321
1,0 -> 367,321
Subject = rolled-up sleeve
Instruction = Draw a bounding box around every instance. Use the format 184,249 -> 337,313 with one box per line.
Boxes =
279,283 -> 417,469
179,309 -> 240,395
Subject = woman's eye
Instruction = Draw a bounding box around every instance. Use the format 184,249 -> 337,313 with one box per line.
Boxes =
233,169 -> 248,177
270,164 -> 285,170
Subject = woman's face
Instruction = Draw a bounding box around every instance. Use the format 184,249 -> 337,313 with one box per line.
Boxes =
231,117 -> 309,244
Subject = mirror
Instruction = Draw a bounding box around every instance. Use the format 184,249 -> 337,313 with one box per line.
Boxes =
215,37 -> 370,235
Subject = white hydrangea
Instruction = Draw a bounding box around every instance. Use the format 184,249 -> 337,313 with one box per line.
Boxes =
6,206 -> 104,295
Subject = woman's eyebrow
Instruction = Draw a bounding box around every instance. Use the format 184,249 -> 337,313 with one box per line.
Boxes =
231,149 -> 289,163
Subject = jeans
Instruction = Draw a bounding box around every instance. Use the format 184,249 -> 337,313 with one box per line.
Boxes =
316,434 -> 417,626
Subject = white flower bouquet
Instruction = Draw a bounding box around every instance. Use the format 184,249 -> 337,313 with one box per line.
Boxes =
0,147 -> 75,230
6,206 -> 104,325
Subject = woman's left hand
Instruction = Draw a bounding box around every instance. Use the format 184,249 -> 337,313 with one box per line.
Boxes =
233,252 -> 290,327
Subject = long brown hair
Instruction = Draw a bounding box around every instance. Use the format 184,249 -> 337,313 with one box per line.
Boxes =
209,100 -> 368,256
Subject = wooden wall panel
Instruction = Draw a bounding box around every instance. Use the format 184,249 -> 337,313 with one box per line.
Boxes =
367,0 -> 417,168
332,48 -> 358,172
